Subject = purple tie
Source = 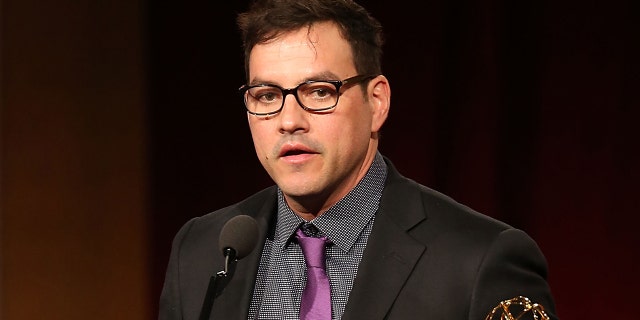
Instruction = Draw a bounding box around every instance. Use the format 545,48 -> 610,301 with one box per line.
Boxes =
296,227 -> 332,320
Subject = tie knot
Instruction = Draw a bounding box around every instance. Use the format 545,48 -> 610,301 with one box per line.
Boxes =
299,223 -> 324,237
295,226 -> 328,268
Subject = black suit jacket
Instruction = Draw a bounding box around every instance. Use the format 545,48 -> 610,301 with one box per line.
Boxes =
159,157 -> 558,319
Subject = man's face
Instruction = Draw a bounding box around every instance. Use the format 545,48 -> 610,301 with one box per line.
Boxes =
246,21 -> 387,215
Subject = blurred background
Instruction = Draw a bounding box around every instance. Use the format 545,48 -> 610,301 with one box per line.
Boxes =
1,0 -> 638,319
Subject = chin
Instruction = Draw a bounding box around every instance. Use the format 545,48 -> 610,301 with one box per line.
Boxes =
278,181 -> 319,198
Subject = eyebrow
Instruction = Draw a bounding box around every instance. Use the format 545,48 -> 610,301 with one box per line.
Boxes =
248,71 -> 340,87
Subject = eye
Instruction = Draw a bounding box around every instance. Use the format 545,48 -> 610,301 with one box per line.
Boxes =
300,82 -> 338,100
311,87 -> 333,99
249,86 -> 282,104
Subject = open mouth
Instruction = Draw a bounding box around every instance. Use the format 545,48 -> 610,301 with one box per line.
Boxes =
282,149 -> 309,157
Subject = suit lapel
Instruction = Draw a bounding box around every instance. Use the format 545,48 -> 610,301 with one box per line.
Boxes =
342,162 -> 428,319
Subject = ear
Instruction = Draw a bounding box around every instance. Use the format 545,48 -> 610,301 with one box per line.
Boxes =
368,75 -> 391,132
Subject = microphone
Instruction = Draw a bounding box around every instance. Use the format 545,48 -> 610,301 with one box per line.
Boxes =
199,215 -> 259,320
219,214 -> 259,273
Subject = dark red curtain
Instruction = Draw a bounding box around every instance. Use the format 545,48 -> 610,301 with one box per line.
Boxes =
149,1 -> 640,318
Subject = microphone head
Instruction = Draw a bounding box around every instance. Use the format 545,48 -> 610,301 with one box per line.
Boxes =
218,215 -> 259,260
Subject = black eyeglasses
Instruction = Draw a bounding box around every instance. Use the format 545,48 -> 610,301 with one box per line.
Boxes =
239,74 -> 377,116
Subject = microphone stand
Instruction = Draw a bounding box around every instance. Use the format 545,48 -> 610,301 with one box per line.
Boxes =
199,248 -> 237,320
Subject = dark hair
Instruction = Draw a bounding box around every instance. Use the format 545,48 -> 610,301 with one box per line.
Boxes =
237,0 -> 385,81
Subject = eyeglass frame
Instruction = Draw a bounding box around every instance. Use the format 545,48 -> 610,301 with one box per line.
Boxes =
239,74 -> 378,116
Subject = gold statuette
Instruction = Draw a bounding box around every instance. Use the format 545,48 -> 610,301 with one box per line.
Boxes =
485,296 -> 550,320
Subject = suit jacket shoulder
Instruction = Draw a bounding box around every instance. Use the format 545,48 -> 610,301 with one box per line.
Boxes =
159,186 -> 278,320
342,157 -> 557,319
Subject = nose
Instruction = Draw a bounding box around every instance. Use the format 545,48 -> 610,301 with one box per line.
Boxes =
278,92 -> 309,134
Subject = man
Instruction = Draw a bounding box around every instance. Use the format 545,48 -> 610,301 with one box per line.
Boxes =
159,0 -> 558,319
